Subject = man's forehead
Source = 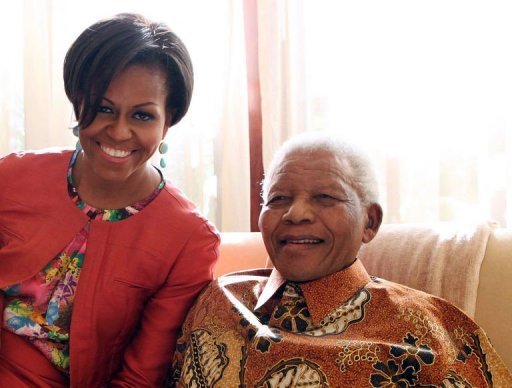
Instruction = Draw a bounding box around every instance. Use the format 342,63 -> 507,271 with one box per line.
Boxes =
267,151 -> 356,192
274,150 -> 350,175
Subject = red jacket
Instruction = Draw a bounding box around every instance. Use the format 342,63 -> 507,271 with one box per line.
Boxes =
0,149 -> 219,386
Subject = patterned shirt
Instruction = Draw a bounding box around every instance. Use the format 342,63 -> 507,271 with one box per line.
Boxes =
1,151 -> 164,373
170,259 -> 512,387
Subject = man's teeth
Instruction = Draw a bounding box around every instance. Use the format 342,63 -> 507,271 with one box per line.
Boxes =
286,239 -> 321,244
101,145 -> 131,158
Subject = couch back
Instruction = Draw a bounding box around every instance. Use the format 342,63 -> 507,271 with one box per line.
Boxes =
216,225 -> 512,370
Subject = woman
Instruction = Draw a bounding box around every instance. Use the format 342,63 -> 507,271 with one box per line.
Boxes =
0,13 -> 219,386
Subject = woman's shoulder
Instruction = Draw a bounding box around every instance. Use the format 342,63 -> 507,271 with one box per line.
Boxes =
0,147 -> 73,172
0,148 -> 74,197
158,180 -> 204,214
144,180 -> 217,234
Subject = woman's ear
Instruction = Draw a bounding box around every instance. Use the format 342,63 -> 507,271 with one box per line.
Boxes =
163,125 -> 170,139
163,112 -> 174,137
165,109 -> 177,129
362,203 -> 383,243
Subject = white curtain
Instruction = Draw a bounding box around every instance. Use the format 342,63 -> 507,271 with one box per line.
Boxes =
256,0 -> 309,167
257,0 -> 512,227
3,0 -> 512,230
0,0 -> 251,232
0,3 -> 25,155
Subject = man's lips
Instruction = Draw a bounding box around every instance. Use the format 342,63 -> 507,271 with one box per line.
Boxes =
279,236 -> 324,245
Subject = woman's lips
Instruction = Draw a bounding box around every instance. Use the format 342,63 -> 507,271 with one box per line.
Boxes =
99,143 -> 132,158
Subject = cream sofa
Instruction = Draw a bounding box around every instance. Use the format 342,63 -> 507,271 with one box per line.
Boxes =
215,224 -> 512,370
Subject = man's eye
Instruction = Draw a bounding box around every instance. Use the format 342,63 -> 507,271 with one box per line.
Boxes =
133,112 -> 153,121
316,193 -> 337,200
266,195 -> 288,205
315,194 -> 340,203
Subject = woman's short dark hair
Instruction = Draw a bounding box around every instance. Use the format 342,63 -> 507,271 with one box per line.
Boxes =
64,13 -> 193,128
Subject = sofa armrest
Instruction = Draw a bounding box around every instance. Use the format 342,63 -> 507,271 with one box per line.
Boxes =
474,228 -> 512,369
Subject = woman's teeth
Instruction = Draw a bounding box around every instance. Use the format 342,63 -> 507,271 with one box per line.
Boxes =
100,145 -> 131,158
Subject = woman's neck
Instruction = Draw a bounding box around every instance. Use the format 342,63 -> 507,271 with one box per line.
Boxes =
71,152 -> 161,209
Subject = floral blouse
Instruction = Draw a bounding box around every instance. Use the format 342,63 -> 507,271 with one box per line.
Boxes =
1,151 -> 164,373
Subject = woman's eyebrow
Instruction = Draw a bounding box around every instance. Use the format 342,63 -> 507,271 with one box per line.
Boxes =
101,97 -> 158,108
134,102 -> 158,108
102,97 -> 114,105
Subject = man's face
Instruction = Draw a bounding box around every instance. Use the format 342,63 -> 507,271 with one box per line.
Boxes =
259,149 -> 375,282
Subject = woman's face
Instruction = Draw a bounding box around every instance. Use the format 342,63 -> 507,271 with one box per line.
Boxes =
78,64 -> 170,185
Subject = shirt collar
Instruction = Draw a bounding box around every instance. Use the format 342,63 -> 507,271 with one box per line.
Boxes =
254,268 -> 287,310
255,259 -> 372,325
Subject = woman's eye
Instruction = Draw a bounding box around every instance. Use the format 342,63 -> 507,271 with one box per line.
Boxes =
133,112 -> 153,121
98,106 -> 113,114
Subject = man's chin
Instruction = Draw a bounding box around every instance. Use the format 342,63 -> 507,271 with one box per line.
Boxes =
277,268 -> 321,283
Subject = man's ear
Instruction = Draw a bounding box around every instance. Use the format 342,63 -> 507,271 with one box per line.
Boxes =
362,203 -> 383,243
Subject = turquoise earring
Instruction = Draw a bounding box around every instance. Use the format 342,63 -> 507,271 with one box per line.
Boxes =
159,141 -> 168,168
72,125 -> 82,151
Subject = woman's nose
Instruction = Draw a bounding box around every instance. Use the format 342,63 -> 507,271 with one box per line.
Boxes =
107,116 -> 131,141
282,200 -> 315,224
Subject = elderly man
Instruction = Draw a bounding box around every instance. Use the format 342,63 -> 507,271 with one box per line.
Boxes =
170,134 -> 511,386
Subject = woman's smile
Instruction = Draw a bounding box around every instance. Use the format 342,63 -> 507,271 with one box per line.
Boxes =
98,143 -> 133,159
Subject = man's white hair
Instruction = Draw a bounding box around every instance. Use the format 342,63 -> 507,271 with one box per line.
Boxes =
261,132 -> 379,207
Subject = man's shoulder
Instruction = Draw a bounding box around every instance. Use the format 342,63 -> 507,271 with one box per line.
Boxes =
205,268 -> 272,291
218,268 -> 272,280
193,269 -> 272,305
368,275 -> 478,327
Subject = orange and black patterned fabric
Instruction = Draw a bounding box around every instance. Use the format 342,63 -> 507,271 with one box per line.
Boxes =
169,260 -> 512,387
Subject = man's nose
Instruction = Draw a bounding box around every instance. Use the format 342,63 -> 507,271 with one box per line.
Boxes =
282,199 -> 315,224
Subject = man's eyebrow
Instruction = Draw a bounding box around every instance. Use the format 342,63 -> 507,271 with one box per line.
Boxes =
318,181 -> 348,191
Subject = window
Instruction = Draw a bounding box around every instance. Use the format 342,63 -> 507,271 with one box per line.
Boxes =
2,1 -> 511,229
